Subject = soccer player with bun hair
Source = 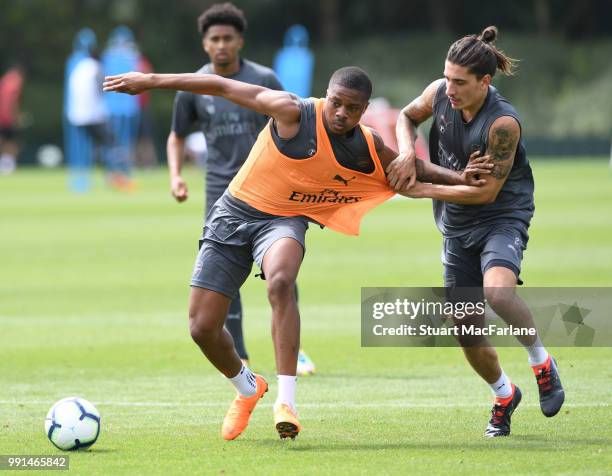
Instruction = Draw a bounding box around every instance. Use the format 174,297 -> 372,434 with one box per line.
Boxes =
447,26 -> 516,78
392,26 -> 565,437
104,62 -> 492,441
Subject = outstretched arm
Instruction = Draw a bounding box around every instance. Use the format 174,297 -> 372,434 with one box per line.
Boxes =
402,116 -> 520,204
103,72 -> 301,134
387,79 -> 444,190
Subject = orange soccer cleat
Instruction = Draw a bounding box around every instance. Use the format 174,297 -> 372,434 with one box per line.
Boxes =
221,374 -> 268,441
274,403 -> 302,440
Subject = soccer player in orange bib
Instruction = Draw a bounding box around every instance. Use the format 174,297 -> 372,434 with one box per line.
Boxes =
104,67 -> 491,440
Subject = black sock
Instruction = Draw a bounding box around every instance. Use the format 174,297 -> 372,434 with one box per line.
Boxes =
226,295 -> 248,360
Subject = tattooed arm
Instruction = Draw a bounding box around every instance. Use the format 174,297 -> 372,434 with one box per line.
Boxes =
400,116 -> 520,205
476,115 -> 520,199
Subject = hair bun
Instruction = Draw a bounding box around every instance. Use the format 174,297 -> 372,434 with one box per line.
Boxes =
479,26 -> 498,43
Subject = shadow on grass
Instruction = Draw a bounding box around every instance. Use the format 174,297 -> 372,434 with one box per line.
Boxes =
246,435 -> 610,452
81,448 -> 118,454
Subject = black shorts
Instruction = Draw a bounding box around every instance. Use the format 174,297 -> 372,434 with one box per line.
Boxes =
442,222 -> 529,287
191,192 -> 308,299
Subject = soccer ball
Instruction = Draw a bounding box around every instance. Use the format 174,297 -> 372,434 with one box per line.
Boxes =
45,397 -> 101,451
36,144 -> 63,168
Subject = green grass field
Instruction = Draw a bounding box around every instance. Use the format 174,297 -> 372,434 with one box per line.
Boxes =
1,159 -> 611,475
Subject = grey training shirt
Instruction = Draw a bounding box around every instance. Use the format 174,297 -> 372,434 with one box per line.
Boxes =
429,84 -> 535,237
171,59 -> 283,210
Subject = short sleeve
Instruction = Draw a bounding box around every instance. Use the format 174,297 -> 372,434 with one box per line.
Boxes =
265,71 -> 284,92
171,91 -> 197,137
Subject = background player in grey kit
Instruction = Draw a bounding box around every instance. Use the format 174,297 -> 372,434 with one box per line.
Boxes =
167,3 -> 282,364
393,26 -> 565,437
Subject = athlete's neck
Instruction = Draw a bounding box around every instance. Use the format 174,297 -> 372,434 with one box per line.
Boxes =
460,90 -> 488,123
211,58 -> 241,77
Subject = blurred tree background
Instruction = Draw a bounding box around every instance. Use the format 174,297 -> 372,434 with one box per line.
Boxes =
1,0 -> 610,162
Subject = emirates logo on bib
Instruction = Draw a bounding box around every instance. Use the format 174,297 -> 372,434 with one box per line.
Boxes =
288,189 -> 362,204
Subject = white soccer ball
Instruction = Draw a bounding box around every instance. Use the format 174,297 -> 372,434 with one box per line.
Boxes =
36,144 -> 63,168
45,397 -> 101,451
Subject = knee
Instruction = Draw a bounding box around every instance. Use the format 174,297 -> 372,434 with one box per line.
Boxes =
484,287 -> 515,313
456,331 -> 490,349
188,308 -> 220,343
266,272 -> 296,305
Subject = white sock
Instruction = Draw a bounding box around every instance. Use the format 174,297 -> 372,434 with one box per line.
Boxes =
489,370 -> 513,399
228,365 -> 256,397
274,375 -> 297,411
524,335 -> 549,366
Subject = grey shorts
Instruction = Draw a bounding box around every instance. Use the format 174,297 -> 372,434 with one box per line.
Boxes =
442,222 -> 529,288
191,192 -> 309,299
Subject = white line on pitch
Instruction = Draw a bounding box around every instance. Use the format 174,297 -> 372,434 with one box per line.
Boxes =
0,400 -> 608,409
